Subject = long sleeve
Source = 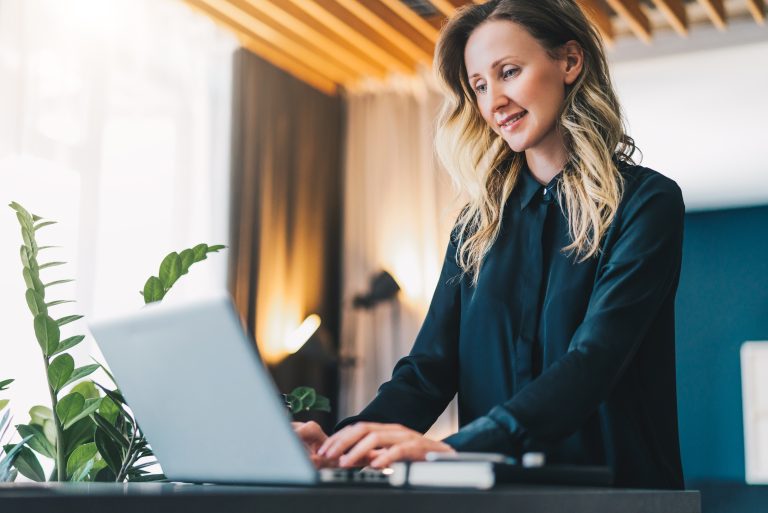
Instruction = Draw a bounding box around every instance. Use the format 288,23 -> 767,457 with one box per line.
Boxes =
443,173 -> 685,455
335,236 -> 463,433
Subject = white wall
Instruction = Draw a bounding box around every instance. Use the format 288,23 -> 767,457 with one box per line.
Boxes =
608,20 -> 768,211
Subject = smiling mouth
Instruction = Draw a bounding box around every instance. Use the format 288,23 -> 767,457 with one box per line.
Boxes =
500,111 -> 527,128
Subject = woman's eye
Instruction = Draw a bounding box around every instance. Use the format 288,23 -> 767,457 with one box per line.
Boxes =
503,68 -> 518,78
474,83 -> 486,94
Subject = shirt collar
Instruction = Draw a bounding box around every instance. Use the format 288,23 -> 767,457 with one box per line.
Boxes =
518,163 -> 563,210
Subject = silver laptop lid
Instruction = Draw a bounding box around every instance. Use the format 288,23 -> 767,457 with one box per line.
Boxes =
89,292 -> 317,485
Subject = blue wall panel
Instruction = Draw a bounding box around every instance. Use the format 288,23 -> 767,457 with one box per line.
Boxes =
676,205 -> 768,482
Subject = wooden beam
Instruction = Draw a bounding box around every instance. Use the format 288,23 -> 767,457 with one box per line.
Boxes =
359,0 -> 435,57
605,0 -> 653,44
430,0 -> 458,18
380,0 -> 440,44
576,0 -> 615,46
195,0 -> 357,83
746,0 -> 766,25
237,0 -> 385,79
184,0 -> 337,95
335,0 -> 433,64
289,0 -> 413,74
649,0 -> 688,36
696,0 -> 727,30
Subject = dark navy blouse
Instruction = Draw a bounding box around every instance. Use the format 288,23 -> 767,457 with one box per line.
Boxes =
337,159 -> 686,489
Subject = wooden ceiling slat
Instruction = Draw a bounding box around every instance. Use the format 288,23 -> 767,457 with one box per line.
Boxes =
430,0 -> 458,18
746,0 -> 766,25
359,0 -> 435,56
380,0 -> 440,44
289,0 -> 413,75
335,0 -> 433,64
697,0 -> 727,30
576,0 -> 616,46
184,0 -> 337,94
195,0 -> 357,83
236,0 -> 385,79
605,0 -> 653,43
649,0 -> 688,36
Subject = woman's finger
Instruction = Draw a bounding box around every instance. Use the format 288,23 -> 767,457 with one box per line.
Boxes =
369,439 -> 455,468
338,430 -> 415,468
294,421 -> 328,450
320,422 -> 402,458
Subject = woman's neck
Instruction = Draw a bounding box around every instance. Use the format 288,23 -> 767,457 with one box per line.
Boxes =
524,142 -> 568,186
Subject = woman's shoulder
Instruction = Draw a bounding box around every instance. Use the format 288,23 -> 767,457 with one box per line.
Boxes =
615,159 -> 684,206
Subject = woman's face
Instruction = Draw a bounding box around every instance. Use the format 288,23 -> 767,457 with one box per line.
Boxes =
464,19 -> 582,156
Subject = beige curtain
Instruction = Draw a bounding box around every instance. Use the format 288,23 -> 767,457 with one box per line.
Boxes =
340,71 -> 460,439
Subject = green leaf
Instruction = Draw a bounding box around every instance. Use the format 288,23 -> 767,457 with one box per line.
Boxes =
63,417 -> 96,457
0,400 -> 8,412
37,245 -> 59,251
99,396 -> 120,424
158,252 -> 182,289
29,405 -> 54,426
6,445 -> 45,481
52,335 -> 86,355
34,220 -> 57,231
43,419 -> 57,446
70,381 -> 99,400
25,288 -> 47,316
48,354 -> 75,393
312,395 -> 331,412
38,261 -> 66,270
0,436 -> 32,480
63,397 -> 101,430
34,314 -> 60,356
143,276 -> 165,304
23,267 -> 45,297
20,246 -> 31,268
44,279 -> 74,288
291,387 -> 316,410
0,379 -> 13,391
62,364 -> 100,389
21,227 -> 38,256
179,249 -> 195,275
56,392 -> 85,428
207,244 -> 226,252
16,424 -> 56,459
45,299 -> 75,308
56,314 -> 83,327
9,202 -> 34,226
66,442 -> 98,480
94,425 -> 122,475
192,243 -> 209,261
92,413 -> 129,449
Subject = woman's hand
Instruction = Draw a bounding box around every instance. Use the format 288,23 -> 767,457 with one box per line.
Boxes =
292,421 -> 339,468
318,422 -> 456,468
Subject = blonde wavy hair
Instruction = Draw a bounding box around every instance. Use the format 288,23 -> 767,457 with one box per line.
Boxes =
434,0 -> 638,284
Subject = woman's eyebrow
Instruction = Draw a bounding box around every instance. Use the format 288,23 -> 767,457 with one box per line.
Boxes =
468,55 -> 518,78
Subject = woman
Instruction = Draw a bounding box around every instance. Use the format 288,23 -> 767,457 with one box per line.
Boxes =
297,0 -> 685,489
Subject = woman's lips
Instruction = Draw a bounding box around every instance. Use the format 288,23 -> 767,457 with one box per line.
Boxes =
500,111 -> 527,132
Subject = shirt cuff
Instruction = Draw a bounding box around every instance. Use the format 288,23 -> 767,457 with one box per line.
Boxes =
441,407 -> 526,456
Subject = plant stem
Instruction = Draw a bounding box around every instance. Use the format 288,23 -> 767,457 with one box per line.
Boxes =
43,357 -> 66,481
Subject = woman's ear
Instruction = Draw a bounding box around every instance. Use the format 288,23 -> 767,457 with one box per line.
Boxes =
561,40 -> 584,86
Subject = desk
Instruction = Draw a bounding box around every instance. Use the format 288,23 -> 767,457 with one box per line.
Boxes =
0,482 -> 700,513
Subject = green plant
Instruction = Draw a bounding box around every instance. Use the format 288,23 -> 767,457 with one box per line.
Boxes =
10,202 -> 103,481
141,244 -> 225,304
8,202 -> 330,483
284,387 -> 331,414
1,379 -> 32,482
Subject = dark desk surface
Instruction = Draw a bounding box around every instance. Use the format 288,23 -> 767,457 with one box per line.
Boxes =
0,482 -> 701,513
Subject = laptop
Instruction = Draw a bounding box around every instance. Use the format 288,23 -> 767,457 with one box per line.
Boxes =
89,292 -> 385,486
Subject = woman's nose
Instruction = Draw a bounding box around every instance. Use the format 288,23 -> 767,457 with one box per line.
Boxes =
489,83 -> 509,112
